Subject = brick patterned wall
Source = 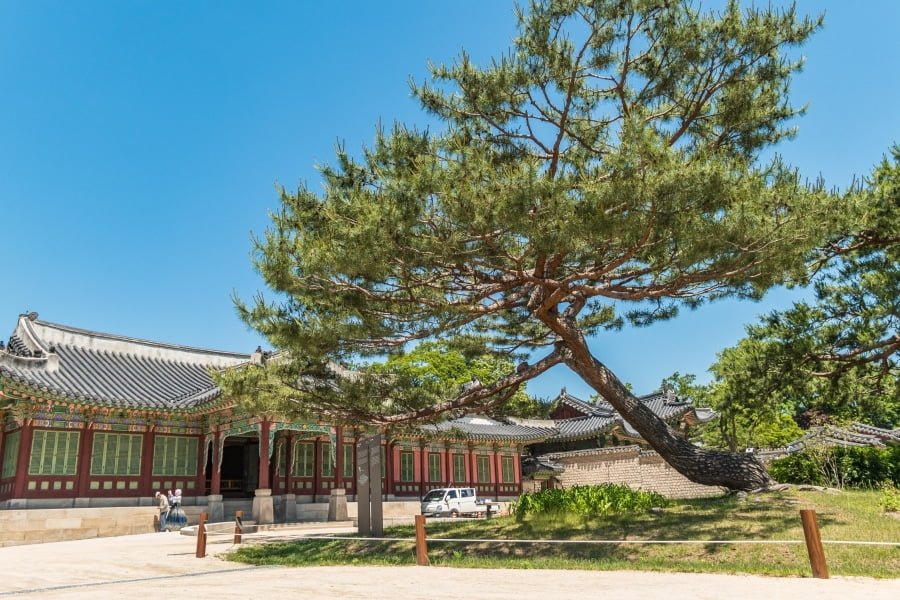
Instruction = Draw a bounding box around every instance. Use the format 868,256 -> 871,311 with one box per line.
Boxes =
548,446 -> 725,499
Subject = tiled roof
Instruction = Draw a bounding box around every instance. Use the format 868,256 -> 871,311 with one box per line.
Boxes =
551,414 -> 618,442
546,389 -> 717,443
421,415 -> 556,443
555,389 -> 614,418
0,314 -> 250,410
847,422 -> 900,444
783,423 -> 899,453
543,444 -> 643,460
521,455 -> 566,478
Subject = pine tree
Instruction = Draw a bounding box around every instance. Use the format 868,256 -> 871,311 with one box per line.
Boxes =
233,1 -> 861,490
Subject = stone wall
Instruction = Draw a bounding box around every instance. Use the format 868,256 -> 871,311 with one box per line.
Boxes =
545,446 -> 725,499
0,506 -> 158,547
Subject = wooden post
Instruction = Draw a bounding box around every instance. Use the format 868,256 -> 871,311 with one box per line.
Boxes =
233,510 -> 244,545
414,514 -> 429,566
195,512 -> 208,558
800,509 -> 829,579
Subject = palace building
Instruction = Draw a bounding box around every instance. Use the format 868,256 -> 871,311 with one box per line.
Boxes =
0,312 -> 550,522
1,311 -> 721,527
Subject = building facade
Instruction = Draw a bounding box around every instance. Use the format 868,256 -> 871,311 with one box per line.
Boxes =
0,313 -> 548,519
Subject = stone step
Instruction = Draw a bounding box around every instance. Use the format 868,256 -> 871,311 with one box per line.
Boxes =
179,520 -> 257,537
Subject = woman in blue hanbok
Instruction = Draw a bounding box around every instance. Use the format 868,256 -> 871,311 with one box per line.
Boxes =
167,489 -> 187,530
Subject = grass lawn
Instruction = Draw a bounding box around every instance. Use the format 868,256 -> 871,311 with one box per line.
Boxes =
226,489 -> 899,578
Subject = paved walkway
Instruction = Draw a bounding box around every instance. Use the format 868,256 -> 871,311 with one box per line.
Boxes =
2,528 -> 898,599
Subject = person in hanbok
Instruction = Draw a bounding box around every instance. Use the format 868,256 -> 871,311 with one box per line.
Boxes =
167,488 -> 188,530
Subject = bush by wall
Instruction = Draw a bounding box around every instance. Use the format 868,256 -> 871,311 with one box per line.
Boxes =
882,485 -> 900,512
512,484 -> 668,520
768,445 -> 900,488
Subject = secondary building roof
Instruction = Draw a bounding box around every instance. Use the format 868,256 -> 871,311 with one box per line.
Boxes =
543,388 -> 717,443
421,414 -> 556,443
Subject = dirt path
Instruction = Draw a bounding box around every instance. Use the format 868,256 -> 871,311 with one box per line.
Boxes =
2,529 -> 897,599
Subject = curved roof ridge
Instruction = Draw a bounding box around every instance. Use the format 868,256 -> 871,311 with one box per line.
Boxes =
27,317 -> 250,368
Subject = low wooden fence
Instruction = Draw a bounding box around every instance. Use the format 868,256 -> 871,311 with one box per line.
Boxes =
194,509 -> 898,579
193,510 -> 245,559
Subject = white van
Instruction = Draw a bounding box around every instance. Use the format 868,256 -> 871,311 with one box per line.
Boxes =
420,487 -> 486,517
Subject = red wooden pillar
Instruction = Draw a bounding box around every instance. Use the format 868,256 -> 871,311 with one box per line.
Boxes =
210,431 -> 222,495
194,433 -> 206,494
419,442 -> 427,496
139,426 -> 155,496
444,444 -> 452,485
516,444 -> 523,493
334,426 -> 344,490
258,419 -> 271,490
12,419 -> 34,498
312,437 -> 321,501
493,445 -> 501,501
384,439 -> 393,497
284,433 -> 295,494
468,444 -> 477,489
350,431 -> 358,494
76,423 -> 95,497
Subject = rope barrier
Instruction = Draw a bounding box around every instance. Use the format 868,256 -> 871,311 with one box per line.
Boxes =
278,535 -> 900,547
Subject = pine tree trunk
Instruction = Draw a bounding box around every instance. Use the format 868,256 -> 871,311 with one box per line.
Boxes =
565,352 -> 773,491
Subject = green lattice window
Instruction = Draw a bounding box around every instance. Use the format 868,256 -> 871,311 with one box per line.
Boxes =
293,441 -> 314,477
501,455 -> 515,483
342,444 -> 354,479
428,452 -> 441,482
321,441 -> 334,477
1,431 -> 20,479
152,435 -> 198,476
29,430 -> 79,476
91,433 -> 142,476
476,455 -> 491,483
453,453 -> 465,482
399,451 -> 414,482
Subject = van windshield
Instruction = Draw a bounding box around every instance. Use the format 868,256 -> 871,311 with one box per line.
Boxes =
422,490 -> 445,502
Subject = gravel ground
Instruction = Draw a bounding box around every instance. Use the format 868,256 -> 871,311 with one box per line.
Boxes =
2,528 -> 897,599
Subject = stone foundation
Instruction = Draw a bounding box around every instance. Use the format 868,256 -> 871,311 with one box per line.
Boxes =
0,506 -> 159,547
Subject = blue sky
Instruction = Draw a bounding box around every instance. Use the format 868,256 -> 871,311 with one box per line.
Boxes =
1,1 -> 898,402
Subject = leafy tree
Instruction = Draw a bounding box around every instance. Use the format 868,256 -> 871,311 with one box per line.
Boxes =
658,372 -> 710,406
702,338 -> 804,450
372,338 -> 548,418
230,0 -> 855,490
703,149 -> 900,438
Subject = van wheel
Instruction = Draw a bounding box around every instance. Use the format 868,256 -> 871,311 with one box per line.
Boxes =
449,509 -> 459,518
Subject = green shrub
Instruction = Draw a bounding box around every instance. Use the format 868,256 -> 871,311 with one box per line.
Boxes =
881,485 -> 900,513
512,484 -> 668,520
768,445 -> 900,488
768,452 -> 826,486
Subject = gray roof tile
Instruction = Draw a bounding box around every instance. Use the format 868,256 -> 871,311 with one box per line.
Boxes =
546,389 -> 717,442
421,414 -> 556,442
1,315 -> 249,410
